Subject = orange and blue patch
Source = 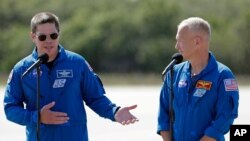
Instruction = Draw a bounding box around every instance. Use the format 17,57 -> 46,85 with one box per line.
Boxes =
196,80 -> 212,90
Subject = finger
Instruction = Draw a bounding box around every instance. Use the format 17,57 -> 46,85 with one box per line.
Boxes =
124,119 -> 132,125
52,111 -> 68,117
50,115 -> 70,124
127,104 -> 137,110
126,118 -> 136,124
120,118 -> 132,125
126,117 -> 139,124
51,119 -> 69,125
54,116 -> 70,122
130,119 -> 136,124
131,115 -> 139,121
121,121 -> 126,125
131,118 -> 139,123
43,101 -> 55,110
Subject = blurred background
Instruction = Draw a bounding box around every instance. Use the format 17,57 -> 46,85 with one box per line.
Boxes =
1,0 -> 250,84
1,1 -> 250,140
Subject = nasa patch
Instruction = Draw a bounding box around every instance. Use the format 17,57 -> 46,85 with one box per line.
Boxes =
32,69 -> 43,77
178,80 -> 187,88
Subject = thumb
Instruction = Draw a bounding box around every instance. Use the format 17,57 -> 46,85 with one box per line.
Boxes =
127,104 -> 137,110
43,101 -> 55,110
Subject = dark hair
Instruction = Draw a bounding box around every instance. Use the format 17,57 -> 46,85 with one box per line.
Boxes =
30,12 -> 60,33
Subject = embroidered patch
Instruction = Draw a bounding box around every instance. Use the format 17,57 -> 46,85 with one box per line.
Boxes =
7,69 -> 13,84
53,79 -> 66,88
178,80 -> 187,88
196,80 -> 212,90
57,70 -> 73,78
32,69 -> 43,77
193,89 -> 206,97
224,79 -> 238,91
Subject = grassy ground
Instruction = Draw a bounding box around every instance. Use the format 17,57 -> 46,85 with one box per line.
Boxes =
1,72 -> 250,86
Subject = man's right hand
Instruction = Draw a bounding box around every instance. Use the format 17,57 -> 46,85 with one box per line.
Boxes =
40,101 -> 69,124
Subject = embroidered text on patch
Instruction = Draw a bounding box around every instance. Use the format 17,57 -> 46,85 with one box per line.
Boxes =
224,79 -> 238,91
57,70 -> 73,78
53,79 -> 66,88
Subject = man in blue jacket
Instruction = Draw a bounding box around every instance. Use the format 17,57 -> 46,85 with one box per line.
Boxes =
4,12 -> 138,141
157,17 -> 239,141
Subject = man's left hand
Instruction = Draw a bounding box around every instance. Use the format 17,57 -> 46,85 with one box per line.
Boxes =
115,104 -> 139,125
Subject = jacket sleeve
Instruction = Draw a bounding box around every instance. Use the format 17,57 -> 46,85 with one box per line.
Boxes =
80,60 -> 119,121
204,70 -> 239,140
157,76 -> 171,135
4,68 -> 38,126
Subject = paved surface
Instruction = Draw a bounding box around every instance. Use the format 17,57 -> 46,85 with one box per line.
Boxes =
0,86 -> 249,141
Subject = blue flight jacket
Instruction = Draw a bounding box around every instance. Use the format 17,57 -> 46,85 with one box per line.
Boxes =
157,53 -> 239,141
4,45 -> 119,141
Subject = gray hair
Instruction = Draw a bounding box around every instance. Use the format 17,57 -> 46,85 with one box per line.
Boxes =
178,17 -> 211,40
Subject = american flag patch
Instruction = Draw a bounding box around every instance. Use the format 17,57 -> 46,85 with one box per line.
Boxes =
224,79 -> 238,91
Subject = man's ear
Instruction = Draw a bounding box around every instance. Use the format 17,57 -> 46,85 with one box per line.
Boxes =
30,32 -> 36,43
194,35 -> 202,47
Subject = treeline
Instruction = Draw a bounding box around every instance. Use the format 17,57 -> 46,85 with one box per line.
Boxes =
0,0 -> 250,74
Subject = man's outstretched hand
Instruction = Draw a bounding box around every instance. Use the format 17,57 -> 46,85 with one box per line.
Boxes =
115,104 -> 139,125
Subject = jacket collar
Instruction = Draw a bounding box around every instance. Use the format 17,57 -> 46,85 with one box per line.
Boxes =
182,52 -> 218,76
